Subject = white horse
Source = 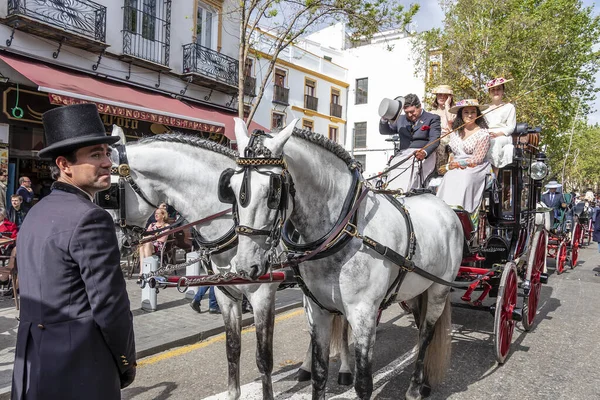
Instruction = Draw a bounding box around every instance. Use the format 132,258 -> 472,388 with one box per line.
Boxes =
228,119 -> 464,400
108,127 -> 351,399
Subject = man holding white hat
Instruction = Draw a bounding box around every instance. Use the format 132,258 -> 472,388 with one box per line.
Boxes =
378,93 -> 441,191
541,180 -> 565,211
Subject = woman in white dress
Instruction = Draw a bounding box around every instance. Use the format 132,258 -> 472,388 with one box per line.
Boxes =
484,77 -> 516,171
437,99 -> 491,219
429,85 -> 456,170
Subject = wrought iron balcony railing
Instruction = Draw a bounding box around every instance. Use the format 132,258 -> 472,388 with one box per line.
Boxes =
273,85 -> 289,105
330,103 -> 342,118
305,94 -> 318,111
182,43 -> 238,90
122,0 -> 171,67
244,76 -> 256,97
7,0 -> 106,42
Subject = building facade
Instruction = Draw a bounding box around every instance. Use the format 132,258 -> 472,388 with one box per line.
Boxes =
0,0 -> 249,199
245,29 -> 348,144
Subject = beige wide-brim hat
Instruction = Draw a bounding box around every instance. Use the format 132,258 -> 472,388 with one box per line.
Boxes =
378,96 -> 405,120
544,180 -> 562,189
486,77 -> 513,89
449,99 -> 489,114
432,85 -> 453,95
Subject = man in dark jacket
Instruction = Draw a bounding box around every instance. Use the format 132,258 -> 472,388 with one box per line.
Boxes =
7,195 -> 27,229
12,104 -> 136,400
379,94 -> 441,191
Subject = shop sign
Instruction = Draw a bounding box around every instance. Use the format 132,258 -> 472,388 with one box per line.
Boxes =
49,94 -> 225,134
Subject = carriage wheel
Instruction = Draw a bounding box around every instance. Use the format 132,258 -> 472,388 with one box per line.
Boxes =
522,230 -> 546,331
586,220 -> 593,247
494,263 -> 518,364
556,241 -> 568,275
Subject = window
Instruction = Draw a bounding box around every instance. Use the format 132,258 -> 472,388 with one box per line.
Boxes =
275,69 -> 286,87
354,122 -> 367,148
331,89 -> 340,105
305,79 -> 316,97
122,0 -> 170,65
196,2 -> 215,48
355,78 -> 368,104
302,119 -> 314,131
272,112 -> 285,129
244,59 -> 253,77
142,0 -> 157,40
355,154 -> 366,171
329,126 -> 338,142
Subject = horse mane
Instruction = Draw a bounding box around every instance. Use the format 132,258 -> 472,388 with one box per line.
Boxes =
286,127 -> 356,168
135,133 -> 238,159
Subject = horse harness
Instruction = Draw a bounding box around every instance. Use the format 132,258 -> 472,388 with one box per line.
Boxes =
104,143 -> 238,261
218,130 -> 444,315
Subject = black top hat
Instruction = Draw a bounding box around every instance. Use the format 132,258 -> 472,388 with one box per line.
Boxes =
38,104 -> 120,159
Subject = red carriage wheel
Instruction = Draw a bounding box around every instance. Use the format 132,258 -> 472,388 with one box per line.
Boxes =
522,230 -> 546,331
571,224 -> 581,268
587,219 -> 593,247
494,263 -> 518,364
556,241 -> 568,275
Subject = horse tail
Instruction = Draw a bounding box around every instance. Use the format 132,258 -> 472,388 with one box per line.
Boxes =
424,295 -> 452,386
330,315 -> 347,356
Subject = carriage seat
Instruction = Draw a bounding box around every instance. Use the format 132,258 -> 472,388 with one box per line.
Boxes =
453,207 -> 474,240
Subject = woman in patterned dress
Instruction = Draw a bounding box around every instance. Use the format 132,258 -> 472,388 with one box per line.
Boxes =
437,99 -> 491,217
138,208 -> 170,273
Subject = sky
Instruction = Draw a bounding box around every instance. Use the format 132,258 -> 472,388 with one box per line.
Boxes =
407,0 -> 600,124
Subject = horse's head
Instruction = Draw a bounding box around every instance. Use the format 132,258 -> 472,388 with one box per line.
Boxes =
229,118 -> 298,279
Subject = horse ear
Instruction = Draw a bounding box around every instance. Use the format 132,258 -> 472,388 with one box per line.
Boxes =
111,124 -> 126,144
234,118 -> 249,154
271,118 -> 298,149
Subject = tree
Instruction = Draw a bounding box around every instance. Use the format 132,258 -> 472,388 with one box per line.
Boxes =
234,0 -> 419,125
555,123 -> 600,191
413,0 -> 600,157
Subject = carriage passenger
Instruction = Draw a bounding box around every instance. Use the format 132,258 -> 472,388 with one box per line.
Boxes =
379,94 -> 441,191
429,85 -> 456,171
484,77 -> 517,173
436,99 -> 491,225
138,207 -> 170,273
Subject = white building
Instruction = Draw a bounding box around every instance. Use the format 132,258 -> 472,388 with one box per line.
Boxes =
0,0 -> 246,195
245,29 -> 348,143
306,24 -> 426,176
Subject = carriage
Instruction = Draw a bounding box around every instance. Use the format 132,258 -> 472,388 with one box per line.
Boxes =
446,123 -> 550,362
544,192 -> 580,274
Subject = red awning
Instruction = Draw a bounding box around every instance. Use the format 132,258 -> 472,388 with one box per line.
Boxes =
0,52 -> 265,140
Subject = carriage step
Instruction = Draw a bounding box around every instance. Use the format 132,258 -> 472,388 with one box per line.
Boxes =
540,273 -> 549,284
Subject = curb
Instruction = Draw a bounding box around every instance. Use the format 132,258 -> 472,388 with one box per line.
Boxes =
135,300 -> 303,359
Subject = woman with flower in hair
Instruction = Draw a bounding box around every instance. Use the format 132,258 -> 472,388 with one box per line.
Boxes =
437,99 -> 491,225
484,77 -> 517,172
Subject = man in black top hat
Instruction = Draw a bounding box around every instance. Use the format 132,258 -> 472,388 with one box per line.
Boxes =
11,104 -> 136,400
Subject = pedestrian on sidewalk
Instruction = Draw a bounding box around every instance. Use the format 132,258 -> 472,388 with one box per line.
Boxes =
190,285 -> 220,314
593,206 -> 600,276
12,104 -> 136,400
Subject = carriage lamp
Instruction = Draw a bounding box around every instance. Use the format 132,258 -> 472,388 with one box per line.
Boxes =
530,153 -> 548,181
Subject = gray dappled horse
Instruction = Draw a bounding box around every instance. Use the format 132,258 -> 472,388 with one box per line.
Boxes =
227,118 -> 463,400
108,127 -> 350,399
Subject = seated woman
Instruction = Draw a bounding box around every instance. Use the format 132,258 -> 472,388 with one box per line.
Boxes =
139,208 -> 170,273
484,77 -> 516,172
437,99 -> 491,226
0,207 -> 17,241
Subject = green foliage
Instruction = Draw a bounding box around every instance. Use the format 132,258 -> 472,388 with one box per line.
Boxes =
413,0 -> 600,178
237,0 -> 419,122
552,123 -> 600,190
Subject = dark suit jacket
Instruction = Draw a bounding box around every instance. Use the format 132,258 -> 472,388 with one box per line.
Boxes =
541,191 -> 564,210
379,110 -> 441,157
12,182 -> 135,400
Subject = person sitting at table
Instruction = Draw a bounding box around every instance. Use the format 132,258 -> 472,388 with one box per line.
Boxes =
139,208 -> 170,273
0,207 -> 17,240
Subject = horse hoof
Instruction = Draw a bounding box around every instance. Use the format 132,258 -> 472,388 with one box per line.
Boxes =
420,384 -> 432,398
296,368 -> 311,382
337,372 -> 353,386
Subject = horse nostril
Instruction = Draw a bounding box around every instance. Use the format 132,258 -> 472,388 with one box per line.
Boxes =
249,264 -> 260,280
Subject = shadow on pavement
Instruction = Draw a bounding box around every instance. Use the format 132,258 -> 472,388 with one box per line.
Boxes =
122,381 -> 178,400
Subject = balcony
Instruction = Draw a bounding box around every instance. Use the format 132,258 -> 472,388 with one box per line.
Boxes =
244,76 -> 256,97
182,43 -> 238,95
330,103 -> 342,118
3,0 -> 107,52
121,0 -> 171,70
305,94 -> 318,111
273,85 -> 289,105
